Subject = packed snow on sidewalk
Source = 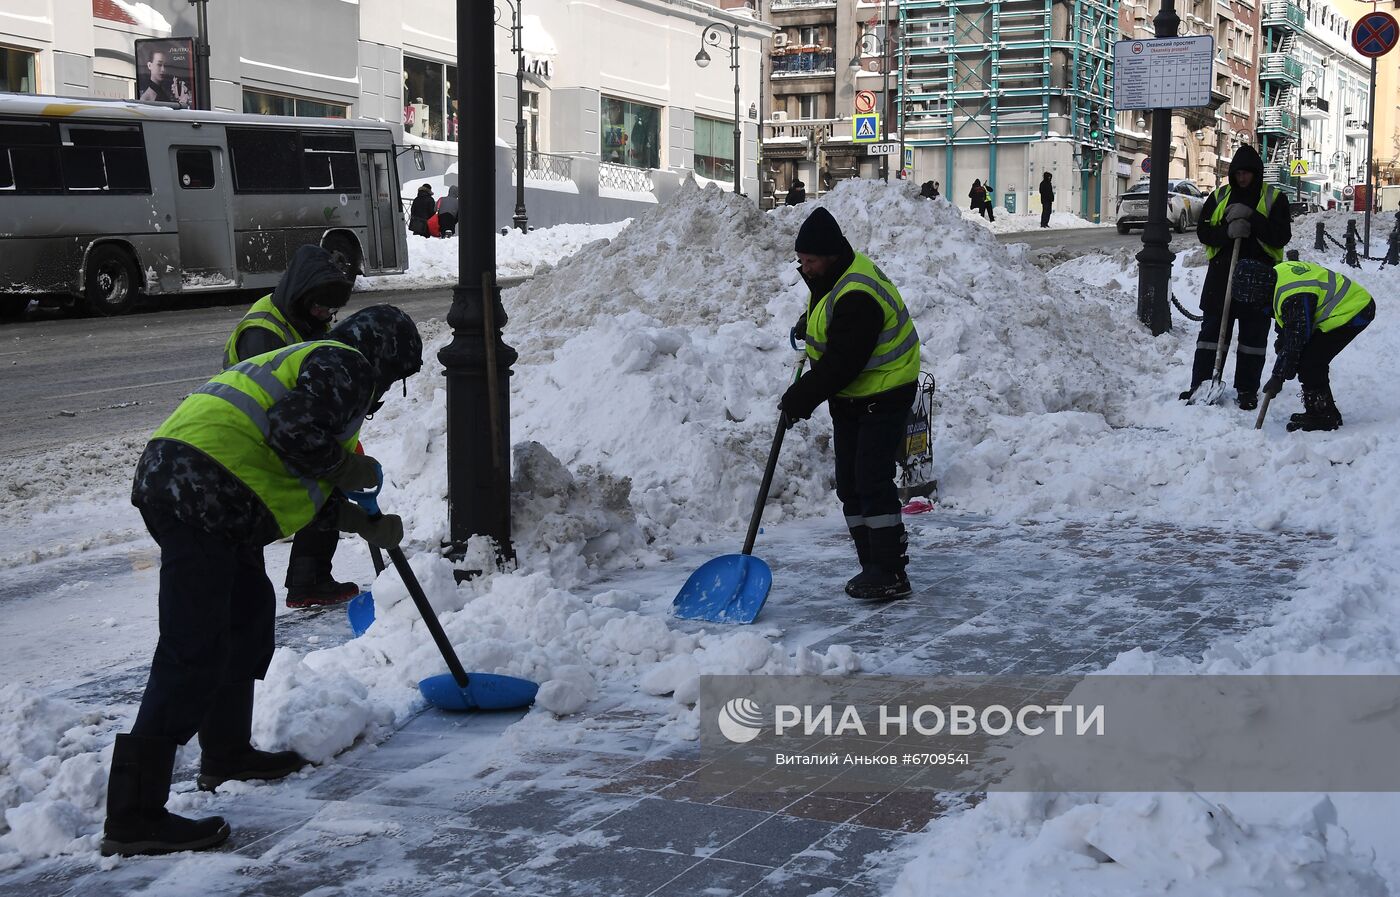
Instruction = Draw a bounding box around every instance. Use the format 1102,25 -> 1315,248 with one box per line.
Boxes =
3,177 -> 1400,895
960,206 -> 1106,234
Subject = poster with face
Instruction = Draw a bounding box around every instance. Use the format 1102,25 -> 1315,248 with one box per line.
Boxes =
134,38 -> 196,109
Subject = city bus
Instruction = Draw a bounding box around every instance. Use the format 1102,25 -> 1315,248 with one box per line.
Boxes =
0,94 -> 418,317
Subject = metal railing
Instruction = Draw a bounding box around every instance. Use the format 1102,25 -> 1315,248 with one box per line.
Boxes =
509,149 -> 573,182
1262,0 -> 1305,28
1257,107 -> 1297,133
770,0 -> 837,8
598,162 -> 655,193
1258,54 -> 1302,83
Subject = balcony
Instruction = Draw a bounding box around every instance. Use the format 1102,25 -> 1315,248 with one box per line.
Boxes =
770,0 -> 836,9
1300,97 -> 1330,120
771,48 -> 836,77
1257,107 -> 1297,134
1258,53 -> 1302,84
1262,0 -> 1305,29
1346,118 -> 1369,137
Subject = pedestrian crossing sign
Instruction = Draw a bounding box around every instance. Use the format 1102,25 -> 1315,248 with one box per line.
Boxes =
1289,159 -> 1309,176
853,114 -> 880,143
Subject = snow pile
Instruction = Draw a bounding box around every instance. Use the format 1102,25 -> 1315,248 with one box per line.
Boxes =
359,219 -> 631,289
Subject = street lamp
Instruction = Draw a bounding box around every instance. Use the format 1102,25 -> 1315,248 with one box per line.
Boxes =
695,21 -> 743,196
495,0 -> 528,231
1296,69 -> 1320,205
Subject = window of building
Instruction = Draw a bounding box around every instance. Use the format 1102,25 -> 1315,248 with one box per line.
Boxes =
0,46 -> 36,94
226,128 -> 359,193
403,56 -> 457,141
800,26 -> 820,46
176,149 -> 216,189
243,89 -> 348,119
694,116 -> 736,181
601,96 -> 661,169
798,95 -> 818,119
523,90 -> 541,156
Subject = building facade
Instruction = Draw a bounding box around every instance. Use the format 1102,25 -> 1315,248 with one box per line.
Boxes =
0,0 -> 768,227
1335,0 -> 1400,187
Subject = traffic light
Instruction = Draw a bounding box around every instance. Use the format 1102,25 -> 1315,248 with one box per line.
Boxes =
1089,112 -> 1102,142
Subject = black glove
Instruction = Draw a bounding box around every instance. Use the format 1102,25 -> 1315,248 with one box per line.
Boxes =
1227,219 -> 1251,240
1263,375 -> 1284,398
325,452 -> 381,491
779,384 -> 814,424
336,502 -> 404,548
1224,203 -> 1253,223
792,313 -> 808,342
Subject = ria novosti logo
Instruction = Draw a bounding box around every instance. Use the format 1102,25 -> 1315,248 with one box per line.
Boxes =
717,697 -> 765,743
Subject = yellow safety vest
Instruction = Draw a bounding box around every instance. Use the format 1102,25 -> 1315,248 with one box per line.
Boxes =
1204,184 -> 1286,262
1272,261 -> 1372,334
804,253 -> 921,398
223,294 -> 306,369
154,341 -> 363,537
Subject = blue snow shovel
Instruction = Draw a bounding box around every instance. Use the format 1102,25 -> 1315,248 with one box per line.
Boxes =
673,358 -> 805,624
343,487 -> 539,711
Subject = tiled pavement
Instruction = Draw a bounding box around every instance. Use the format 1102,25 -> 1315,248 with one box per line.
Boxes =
0,512 -> 1327,897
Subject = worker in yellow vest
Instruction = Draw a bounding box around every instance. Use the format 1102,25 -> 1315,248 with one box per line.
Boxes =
782,207 -> 921,602
1262,259 -> 1376,432
1181,145 -> 1291,409
226,244 -> 363,610
101,305 -> 422,858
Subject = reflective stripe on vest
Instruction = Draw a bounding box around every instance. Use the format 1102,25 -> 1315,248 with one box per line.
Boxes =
1204,184 -> 1285,262
804,253 -> 921,398
1272,262 -> 1372,334
223,294 -> 306,369
154,340 -> 363,537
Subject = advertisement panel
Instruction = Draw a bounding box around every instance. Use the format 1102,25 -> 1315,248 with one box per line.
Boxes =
134,38 -> 197,110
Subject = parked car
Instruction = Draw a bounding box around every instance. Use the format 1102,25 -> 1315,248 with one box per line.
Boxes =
1115,178 -> 1207,235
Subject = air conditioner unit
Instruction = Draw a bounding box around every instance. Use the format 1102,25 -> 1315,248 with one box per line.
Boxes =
773,33 -> 789,48
772,111 -> 789,121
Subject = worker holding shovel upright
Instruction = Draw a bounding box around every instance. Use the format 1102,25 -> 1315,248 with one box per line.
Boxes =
1181,145 -> 1291,410
102,305 -> 421,858
781,207 -> 921,602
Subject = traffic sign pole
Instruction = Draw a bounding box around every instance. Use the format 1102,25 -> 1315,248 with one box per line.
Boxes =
1134,0 -> 1181,336
1365,56 -> 1378,256
1351,10 -> 1398,256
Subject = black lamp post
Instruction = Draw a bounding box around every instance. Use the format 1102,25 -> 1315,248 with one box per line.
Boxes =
694,21 -> 743,196
440,1 -> 517,568
189,0 -> 211,111
496,0 -> 528,231
1135,0 -> 1179,336
848,32 -> 897,181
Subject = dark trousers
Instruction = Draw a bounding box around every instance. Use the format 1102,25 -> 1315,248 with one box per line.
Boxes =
1190,308 -> 1271,393
287,501 -> 340,586
830,388 -> 913,573
1040,204 -> 1052,227
131,508 -> 275,746
1298,319 -> 1368,392
985,201 -> 996,222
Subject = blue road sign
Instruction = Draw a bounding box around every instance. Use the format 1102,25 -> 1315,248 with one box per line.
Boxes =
1353,11 -> 1398,58
853,114 -> 880,143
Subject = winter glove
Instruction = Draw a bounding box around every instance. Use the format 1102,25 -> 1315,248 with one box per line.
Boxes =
325,452 -> 382,491
1263,374 -> 1284,398
779,385 -> 815,424
336,502 -> 404,548
1224,203 -> 1254,223
1226,219 -> 1251,240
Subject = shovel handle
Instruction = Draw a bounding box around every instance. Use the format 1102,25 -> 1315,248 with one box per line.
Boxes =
1255,392 -> 1272,430
386,545 -> 471,689
369,544 -> 386,575
742,356 -> 808,557
1211,237 -> 1244,384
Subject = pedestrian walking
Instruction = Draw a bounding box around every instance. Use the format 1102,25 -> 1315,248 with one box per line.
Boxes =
101,305 -> 423,857
786,179 -> 807,205
1180,145 -> 1291,410
224,244 -> 364,609
1262,259 -> 1376,431
969,179 -> 987,218
1039,173 -> 1055,229
409,183 -> 435,237
781,207 -> 921,602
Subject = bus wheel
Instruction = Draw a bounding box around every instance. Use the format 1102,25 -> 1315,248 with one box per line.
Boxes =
323,234 -> 360,278
84,246 -> 140,316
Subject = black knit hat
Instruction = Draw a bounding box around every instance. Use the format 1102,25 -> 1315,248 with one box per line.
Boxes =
794,206 -> 846,256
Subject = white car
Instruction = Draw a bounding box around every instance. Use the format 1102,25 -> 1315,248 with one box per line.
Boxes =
1115,178 -> 1207,234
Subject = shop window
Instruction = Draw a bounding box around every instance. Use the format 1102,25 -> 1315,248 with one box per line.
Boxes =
0,46 -> 36,94
601,97 -> 661,169
243,89 -> 348,119
176,149 -> 216,189
404,56 -> 455,141
694,116 -> 736,182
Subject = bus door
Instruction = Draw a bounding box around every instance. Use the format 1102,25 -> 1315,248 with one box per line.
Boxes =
169,146 -> 236,286
361,149 -> 399,270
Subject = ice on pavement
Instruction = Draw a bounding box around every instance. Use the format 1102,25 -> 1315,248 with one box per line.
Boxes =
4,178 -> 1400,895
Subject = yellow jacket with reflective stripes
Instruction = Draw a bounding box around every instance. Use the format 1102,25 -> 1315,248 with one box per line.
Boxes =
1204,184 -> 1286,262
155,341 -> 363,537
223,294 -> 306,369
1272,261 -> 1373,334
804,253 -> 920,398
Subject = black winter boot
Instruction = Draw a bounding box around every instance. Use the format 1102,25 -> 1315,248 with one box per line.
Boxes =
1237,391 -> 1258,411
844,525 -> 873,593
285,558 -> 359,609
197,680 -> 309,791
845,569 -> 913,602
101,734 -> 230,857
1287,389 -> 1343,432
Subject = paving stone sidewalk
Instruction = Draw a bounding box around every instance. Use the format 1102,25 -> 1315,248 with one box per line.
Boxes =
0,512 -> 1327,897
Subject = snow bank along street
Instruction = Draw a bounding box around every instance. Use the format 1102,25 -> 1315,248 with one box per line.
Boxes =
3,179 -> 1400,895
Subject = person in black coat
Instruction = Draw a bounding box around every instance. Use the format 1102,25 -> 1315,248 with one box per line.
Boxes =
786,179 -> 807,205
1181,145 -> 1292,409
969,179 -> 987,218
1039,173 -> 1054,228
409,184 -> 436,237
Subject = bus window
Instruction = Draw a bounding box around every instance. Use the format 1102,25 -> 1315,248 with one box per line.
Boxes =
0,119 -> 61,192
176,148 -> 216,189
227,127 -> 301,192
59,124 -> 149,193
302,132 -> 358,192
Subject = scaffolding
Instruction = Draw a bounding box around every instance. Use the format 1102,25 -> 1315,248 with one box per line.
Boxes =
899,0 -> 1116,212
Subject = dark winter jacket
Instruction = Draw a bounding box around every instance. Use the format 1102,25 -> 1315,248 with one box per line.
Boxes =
234,245 -> 354,362
919,181 -> 938,199
1198,146 -> 1292,312
1039,176 -> 1054,203
786,182 -> 807,205
410,191 -> 436,222
968,181 -> 986,207
133,305 -> 423,546
1270,296 -> 1377,383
